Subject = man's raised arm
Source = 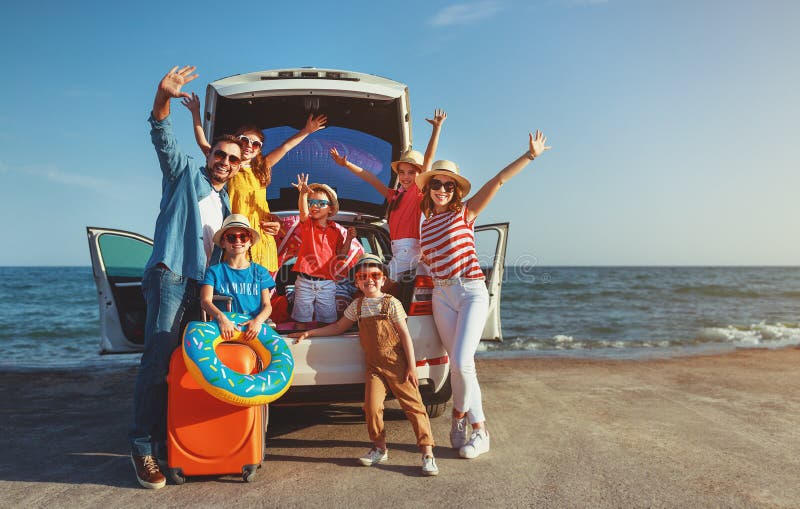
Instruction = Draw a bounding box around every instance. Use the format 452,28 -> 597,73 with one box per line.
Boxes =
152,66 -> 198,120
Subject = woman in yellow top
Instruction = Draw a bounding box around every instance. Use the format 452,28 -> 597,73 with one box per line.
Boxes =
182,93 -> 326,272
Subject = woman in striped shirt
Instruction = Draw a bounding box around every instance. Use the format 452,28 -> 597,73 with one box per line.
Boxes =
417,130 -> 551,459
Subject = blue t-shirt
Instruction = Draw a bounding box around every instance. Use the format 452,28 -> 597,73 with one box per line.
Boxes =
202,262 -> 276,316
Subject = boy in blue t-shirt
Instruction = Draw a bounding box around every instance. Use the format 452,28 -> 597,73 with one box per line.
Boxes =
201,214 -> 275,341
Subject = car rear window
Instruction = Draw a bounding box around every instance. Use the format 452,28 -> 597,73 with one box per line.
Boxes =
262,126 -> 393,217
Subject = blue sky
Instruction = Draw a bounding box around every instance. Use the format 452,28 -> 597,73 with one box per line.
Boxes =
1,0 -> 798,266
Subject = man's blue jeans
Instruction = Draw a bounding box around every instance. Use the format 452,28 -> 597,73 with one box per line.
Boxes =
129,265 -> 199,457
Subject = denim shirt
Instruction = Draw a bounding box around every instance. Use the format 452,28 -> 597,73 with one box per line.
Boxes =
145,114 -> 230,281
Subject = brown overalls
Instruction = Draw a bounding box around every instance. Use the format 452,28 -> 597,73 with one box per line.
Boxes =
357,296 -> 434,447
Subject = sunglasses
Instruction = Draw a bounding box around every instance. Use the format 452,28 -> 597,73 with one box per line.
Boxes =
308,199 -> 330,208
224,232 -> 250,243
237,135 -> 263,148
213,149 -> 241,165
429,179 -> 456,193
355,271 -> 384,282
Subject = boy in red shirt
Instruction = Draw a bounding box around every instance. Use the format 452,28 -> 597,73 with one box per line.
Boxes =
291,173 -> 354,326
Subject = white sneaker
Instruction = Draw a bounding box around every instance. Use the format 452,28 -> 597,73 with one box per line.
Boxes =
459,428 -> 490,459
450,415 -> 469,449
358,447 -> 388,466
421,455 -> 439,476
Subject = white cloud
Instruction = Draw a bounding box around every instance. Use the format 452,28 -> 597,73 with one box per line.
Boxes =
429,1 -> 503,27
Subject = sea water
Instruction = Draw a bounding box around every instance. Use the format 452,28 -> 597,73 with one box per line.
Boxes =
0,266 -> 798,369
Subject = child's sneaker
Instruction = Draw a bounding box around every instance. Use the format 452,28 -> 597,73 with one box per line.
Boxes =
358,447 -> 388,466
450,415 -> 469,449
421,455 -> 439,476
459,428 -> 490,459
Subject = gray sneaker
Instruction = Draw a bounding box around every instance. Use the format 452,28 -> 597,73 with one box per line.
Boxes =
459,428 -> 490,459
358,447 -> 388,466
450,415 -> 469,449
422,455 -> 439,476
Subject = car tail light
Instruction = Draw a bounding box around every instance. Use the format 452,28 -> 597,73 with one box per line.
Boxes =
408,275 -> 433,315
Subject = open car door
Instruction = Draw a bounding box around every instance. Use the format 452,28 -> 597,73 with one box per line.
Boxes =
86,227 -> 152,354
475,222 -> 509,341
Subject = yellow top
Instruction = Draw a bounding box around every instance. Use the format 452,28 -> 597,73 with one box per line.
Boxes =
228,166 -> 278,272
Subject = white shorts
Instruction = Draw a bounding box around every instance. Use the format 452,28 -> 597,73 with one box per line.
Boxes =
291,275 -> 337,323
388,238 -> 422,280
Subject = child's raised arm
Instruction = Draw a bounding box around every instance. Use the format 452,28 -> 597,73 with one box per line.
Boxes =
292,173 -> 312,222
337,227 -> 357,257
466,130 -> 551,222
329,148 -> 391,198
422,109 -> 447,172
264,113 -> 327,169
180,92 -> 211,156
287,316 -> 355,343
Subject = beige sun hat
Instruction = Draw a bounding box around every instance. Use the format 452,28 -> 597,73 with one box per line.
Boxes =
415,159 -> 472,195
307,183 -> 339,215
390,149 -> 424,173
212,214 -> 262,247
352,253 -> 388,277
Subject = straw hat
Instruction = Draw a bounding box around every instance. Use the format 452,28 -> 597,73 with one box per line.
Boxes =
212,214 -> 261,247
390,149 -> 424,173
307,183 -> 339,215
415,159 -> 472,195
352,253 -> 388,277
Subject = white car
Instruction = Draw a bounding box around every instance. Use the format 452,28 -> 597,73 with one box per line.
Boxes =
86,68 -> 508,418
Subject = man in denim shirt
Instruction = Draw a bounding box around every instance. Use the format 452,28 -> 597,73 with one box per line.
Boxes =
131,66 -> 244,489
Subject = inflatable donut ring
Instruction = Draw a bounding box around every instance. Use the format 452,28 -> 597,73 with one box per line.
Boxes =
182,312 -> 294,406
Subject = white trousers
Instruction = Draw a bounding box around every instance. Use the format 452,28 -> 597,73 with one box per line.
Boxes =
388,238 -> 421,280
431,279 -> 489,424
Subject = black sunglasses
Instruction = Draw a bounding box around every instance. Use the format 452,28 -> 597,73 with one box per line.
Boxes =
429,179 -> 456,192
213,149 -> 241,165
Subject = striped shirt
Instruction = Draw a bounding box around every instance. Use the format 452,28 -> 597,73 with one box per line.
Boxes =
343,295 -> 407,326
419,206 -> 484,280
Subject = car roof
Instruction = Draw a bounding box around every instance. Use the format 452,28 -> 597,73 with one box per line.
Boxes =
209,68 -> 408,101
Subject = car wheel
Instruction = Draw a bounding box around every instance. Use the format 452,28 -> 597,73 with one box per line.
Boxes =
422,373 -> 452,418
425,401 -> 448,418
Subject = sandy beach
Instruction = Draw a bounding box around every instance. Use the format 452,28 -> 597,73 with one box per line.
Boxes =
2,348 -> 799,508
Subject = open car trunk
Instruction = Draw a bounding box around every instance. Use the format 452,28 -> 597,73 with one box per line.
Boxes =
205,68 -> 412,218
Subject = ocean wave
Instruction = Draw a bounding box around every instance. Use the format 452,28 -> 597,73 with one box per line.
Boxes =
480,335 -> 677,352
481,322 -> 800,352
696,322 -> 800,347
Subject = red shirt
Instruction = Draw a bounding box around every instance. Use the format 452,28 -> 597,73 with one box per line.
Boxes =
292,220 -> 345,280
387,183 -> 424,241
420,206 -> 484,280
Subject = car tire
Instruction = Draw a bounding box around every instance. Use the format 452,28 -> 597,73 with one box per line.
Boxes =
425,401 -> 448,418
423,373 -> 452,418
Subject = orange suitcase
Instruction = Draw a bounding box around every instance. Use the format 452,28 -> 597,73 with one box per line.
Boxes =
166,342 -> 265,483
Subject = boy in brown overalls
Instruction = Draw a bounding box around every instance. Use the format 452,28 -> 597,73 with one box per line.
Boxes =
289,254 -> 438,476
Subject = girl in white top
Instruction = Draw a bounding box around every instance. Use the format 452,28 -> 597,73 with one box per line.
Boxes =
417,130 -> 551,459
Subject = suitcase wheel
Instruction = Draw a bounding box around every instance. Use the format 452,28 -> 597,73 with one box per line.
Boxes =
242,465 -> 258,483
168,467 -> 186,485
